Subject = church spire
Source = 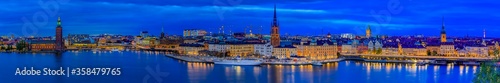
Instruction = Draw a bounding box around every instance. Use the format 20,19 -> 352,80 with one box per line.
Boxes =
272,3 -> 278,27
442,16 -> 445,29
441,16 -> 446,34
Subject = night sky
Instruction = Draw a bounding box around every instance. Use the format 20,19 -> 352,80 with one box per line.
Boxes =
1,0 -> 499,37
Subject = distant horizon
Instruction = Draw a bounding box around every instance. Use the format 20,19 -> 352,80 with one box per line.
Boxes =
1,0 -> 499,37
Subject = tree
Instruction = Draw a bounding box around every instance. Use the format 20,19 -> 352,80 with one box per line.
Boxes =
6,45 -> 12,51
474,56 -> 500,83
432,51 -> 438,56
427,50 -> 431,56
494,49 -> 499,56
376,48 -> 382,54
16,40 -> 27,51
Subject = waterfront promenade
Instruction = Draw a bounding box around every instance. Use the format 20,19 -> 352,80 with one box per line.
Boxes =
342,54 -> 493,61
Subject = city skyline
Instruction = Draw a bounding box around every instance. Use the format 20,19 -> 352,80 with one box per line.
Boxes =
1,0 -> 499,37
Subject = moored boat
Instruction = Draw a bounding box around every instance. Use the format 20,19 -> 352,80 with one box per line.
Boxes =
312,62 -> 322,66
462,61 -> 480,66
213,59 -> 263,66
214,56 -> 262,66
430,60 -> 447,65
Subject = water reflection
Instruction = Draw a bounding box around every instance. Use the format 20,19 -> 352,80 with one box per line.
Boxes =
187,62 -> 213,83
0,51 -> 481,83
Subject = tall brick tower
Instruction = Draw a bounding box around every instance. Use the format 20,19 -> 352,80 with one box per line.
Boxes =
56,17 -> 64,51
271,4 -> 280,47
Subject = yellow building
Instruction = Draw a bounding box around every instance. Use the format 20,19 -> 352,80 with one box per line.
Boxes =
382,43 -> 398,55
66,43 -> 97,50
295,40 -> 337,60
179,43 -> 205,56
425,43 -> 440,55
440,42 -> 456,56
273,45 -> 297,59
401,45 -> 427,56
465,44 -> 488,57
227,43 -> 254,57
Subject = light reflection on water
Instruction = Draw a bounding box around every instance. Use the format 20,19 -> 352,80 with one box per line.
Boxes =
181,60 -> 478,83
0,52 -> 480,83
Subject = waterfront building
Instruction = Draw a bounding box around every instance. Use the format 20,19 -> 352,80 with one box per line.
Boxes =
179,43 -> 205,55
441,16 -> 447,43
295,40 -> 337,60
382,43 -> 399,55
486,41 -> 498,56
425,42 -> 441,54
440,42 -> 456,56
357,41 -> 369,54
29,40 -> 56,51
55,17 -> 64,51
183,29 -> 207,37
273,45 -> 297,59
208,42 -> 228,53
341,41 -> 356,54
254,42 -> 273,57
134,36 -> 159,47
401,45 -> 426,56
227,42 -> 255,57
456,46 -> 467,57
366,25 -> 371,38
465,44 -> 488,57
66,40 -> 97,50
270,4 -> 281,47
66,34 -> 96,50
155,39 -> 182,51
368,40 -> 383,54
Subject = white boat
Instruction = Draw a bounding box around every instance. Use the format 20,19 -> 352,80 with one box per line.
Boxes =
312,62 -> 322,66
92,49 -> 98,53
111,48 -> 120,52
214,59 -> 263,66
416,60 -> 427,65
462,61 -> 480,66
430,60 -> 447,65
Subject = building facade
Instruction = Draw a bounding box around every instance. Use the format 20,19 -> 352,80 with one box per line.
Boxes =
30,40 -> 56,51
440,42 -> 455,56
179,43 -> 205,56
273,45 -> 297,59
254,42 -> 273,56
295,40 -> 337,60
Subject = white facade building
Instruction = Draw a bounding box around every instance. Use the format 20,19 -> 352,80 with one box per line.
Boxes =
254,42 -> 273,56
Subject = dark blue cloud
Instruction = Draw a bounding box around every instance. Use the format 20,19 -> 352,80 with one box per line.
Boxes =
0,0 -> 499,37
